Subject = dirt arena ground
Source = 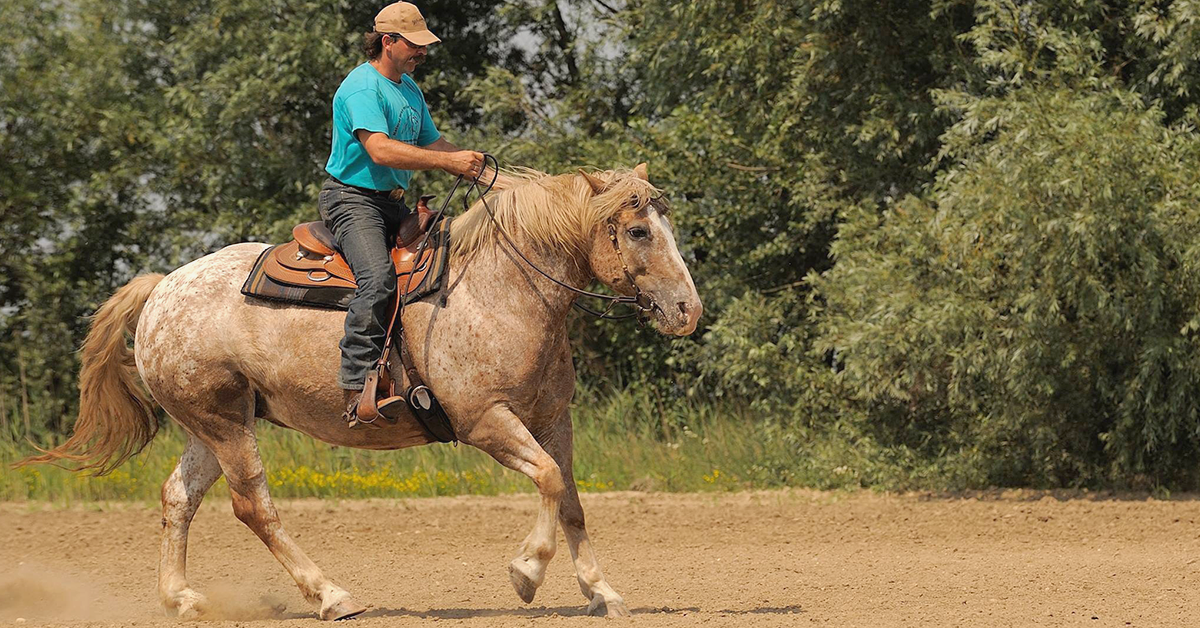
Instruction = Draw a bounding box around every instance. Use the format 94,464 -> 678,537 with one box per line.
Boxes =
1,490 -> 1198,627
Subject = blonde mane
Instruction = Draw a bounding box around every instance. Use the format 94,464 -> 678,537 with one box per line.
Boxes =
449,167 -> 662,261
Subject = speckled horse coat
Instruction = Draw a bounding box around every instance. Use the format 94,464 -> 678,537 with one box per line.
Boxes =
23,165 -> 701,621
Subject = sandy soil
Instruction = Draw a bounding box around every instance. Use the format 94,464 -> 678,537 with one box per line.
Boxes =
1,490 -> 1198,627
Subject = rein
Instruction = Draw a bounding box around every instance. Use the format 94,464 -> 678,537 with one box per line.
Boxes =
466,154 -> 655,322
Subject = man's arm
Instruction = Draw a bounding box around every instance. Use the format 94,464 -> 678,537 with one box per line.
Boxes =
423,136 -> 461,153
422,136 -> 509,185
355,130 -> 483,178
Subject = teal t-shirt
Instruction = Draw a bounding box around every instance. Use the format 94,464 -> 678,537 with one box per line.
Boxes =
324,63 -> 441,191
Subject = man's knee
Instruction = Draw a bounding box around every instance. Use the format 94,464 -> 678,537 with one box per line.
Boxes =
354,262 -> 397,295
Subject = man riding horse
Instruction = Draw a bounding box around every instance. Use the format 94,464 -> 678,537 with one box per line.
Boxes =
321,1 -> 484,427
17,3 -> 702,619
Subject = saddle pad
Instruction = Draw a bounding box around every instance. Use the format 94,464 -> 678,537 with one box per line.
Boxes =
240,217 -> 452,310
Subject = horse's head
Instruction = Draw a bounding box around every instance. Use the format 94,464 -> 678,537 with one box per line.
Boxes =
579,164 -> 703,336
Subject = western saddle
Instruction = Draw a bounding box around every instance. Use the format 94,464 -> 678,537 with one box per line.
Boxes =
262,194 -> 442,293
250,193 -> 455,440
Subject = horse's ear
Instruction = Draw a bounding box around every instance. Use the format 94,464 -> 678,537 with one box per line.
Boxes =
578,169 -> 607,195
633,163 -> 649,181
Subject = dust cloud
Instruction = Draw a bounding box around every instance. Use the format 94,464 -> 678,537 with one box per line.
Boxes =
197,584 -> 288,621
0,563 -> 121,622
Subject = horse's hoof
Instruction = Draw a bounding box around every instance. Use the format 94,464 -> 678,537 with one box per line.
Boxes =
177,605 -> 203,621
168,589 -> 209,620
508,559 -> 539,604
588,594 -> 631,618
320,595 -> 367,621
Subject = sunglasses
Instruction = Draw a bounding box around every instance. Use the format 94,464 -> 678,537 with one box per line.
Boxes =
385,33 -> 425,48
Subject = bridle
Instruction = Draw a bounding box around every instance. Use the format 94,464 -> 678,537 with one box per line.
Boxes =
462,154 -> 657,322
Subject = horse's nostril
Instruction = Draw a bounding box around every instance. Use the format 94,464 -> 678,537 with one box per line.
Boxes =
677,301 -> 689,316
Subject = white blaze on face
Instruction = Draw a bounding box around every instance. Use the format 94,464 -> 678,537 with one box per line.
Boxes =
649,208 -> 702,335
652,212 -> 689,285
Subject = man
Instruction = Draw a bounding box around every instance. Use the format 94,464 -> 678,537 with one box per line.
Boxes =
320,1 -> 483,427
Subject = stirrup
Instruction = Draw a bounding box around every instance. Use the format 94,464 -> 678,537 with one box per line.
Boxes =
404,384 -> 456,443
345,410 -> 382,430
344,390 -> 382,430
368,387 -> 434,422
349,371 -> 390,428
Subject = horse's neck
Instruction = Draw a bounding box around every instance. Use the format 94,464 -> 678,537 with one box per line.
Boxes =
461,232 -> 592,328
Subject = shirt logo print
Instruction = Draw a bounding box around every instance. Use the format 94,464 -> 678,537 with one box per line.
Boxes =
393,106 -> 421,145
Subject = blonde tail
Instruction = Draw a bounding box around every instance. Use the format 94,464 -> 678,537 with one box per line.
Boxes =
16,273 -> 166,475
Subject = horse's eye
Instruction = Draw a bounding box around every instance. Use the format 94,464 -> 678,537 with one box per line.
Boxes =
627,227 -> 649,240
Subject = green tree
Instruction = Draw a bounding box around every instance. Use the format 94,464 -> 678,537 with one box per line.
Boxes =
813,0 -> 1200,487
1,0 -> 527,437
1,0 -> 163,435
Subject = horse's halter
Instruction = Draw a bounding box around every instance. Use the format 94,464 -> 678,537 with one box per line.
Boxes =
468,154 -> 656,322
601,221 -> 655,319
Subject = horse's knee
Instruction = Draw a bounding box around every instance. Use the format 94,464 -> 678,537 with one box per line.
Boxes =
161,440 -> 221,520
161,477 -> 185,512
533,460 -> 565,500
230,491 -> 274,530
161,475 -> 198,518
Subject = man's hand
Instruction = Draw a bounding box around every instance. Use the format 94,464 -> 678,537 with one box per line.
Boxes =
440,150 -> 485,179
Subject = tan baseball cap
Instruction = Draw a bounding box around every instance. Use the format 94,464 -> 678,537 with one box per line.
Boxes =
374,2 -> 440,46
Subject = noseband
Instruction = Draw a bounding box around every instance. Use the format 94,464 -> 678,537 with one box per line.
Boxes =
469,154 -> 656,322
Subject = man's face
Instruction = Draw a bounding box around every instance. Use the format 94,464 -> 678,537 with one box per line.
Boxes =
384,34 -> 427,76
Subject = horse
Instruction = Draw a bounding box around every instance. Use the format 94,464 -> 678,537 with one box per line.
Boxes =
20,164 -> 702,620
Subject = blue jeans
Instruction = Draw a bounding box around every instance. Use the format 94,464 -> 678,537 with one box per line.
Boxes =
317,178 -> 409,390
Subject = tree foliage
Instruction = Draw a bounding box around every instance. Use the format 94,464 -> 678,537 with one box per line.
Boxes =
812,1 -> 1200,487
12,0 -> 1200,488
817,87 -> 1200,486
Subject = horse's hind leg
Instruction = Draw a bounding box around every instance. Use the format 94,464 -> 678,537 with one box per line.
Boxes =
543,418 -> 630,617
465,406 -> 565,604
204,426 -> 367,621
158,434 -> 223,618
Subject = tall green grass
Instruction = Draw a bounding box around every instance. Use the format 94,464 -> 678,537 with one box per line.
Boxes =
0,386 -> 807,503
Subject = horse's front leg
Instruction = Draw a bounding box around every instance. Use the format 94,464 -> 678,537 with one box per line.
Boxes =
541,415 -> 630,617
464,405 -> 564,604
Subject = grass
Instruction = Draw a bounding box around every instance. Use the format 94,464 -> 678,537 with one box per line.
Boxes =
0,387 -> 796,503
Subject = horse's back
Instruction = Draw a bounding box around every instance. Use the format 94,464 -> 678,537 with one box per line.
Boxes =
133,243 -> 432,449
137,243 -> 275,361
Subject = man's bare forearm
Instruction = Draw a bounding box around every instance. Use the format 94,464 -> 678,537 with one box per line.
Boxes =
356,130 -> 483,178
424,136 -> 502,182
357,131 -> 450,171
424,137 -> 460,153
